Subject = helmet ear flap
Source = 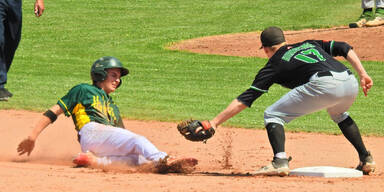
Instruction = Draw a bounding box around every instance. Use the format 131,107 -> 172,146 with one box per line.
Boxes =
91,69 -> 107,82
91,62 -> 108,82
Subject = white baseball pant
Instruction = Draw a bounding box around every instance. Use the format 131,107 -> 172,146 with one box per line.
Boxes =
78,122 -> 168,166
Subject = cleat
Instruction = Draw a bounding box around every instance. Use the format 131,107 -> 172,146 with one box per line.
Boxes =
155,156 -> 198,174
366,8 -> 384,27
73,151 -> 95,167
349,18 -> 368,28
252,157 -> 291,177
356,151 -> 376,175
0,88 -> 12,101
349,10 -> 373,28
365,16 -> 384,27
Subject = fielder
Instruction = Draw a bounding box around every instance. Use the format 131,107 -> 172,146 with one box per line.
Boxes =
178,26 -> 375,176
17,56 -> 197,173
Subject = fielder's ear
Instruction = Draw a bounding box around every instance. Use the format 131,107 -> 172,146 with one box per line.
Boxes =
262,46 -> 268,53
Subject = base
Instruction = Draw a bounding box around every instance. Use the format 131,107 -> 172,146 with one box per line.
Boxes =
290,166 -> 363,178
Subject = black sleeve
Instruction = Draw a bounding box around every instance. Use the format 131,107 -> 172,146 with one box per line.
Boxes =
312,40 -> 352,58
237,88 -> 264,107
331,41 -> 352,57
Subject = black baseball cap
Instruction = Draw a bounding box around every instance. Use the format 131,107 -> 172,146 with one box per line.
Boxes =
260,26 -> 286,49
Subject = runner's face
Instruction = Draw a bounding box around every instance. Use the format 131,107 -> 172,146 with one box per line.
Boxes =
99,68 -> 121,94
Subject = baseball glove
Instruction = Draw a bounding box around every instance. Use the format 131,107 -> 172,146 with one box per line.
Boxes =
177,119 -> 215,142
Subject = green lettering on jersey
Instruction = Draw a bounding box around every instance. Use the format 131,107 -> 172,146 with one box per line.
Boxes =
282,43 -> 316,61
294,48 -> 326,63
92,95 -> 108,116
91,95 -> 117,123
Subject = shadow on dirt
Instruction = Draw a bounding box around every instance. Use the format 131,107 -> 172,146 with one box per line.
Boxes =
193,171 -> 253,177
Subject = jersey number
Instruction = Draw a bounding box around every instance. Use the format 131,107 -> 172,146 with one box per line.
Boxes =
294,48 -> 325,63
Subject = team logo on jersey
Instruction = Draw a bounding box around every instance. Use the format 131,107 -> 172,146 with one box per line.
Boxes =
91,95 -> 117,122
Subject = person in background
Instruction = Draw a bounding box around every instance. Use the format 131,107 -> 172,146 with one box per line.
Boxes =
349,0 -> 384,28
0,0 -> 45,101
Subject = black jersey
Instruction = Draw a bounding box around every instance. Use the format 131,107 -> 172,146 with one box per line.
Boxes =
237,40 -> 352,107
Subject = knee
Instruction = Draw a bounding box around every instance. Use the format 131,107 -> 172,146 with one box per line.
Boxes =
264,107 -> 273,120
330,112 -> 350,124
264,110 -> 285,126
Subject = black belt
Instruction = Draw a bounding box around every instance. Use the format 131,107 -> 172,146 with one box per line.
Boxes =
317,70 -> 352,77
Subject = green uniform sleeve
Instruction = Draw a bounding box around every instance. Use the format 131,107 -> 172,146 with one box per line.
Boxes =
57,85 -> 84,117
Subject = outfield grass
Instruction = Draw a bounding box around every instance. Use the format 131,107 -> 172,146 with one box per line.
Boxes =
1,0 -> 382,136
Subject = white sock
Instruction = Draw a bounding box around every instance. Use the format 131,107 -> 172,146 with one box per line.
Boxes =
275,152 -> 287,159
96,156 -> 112,166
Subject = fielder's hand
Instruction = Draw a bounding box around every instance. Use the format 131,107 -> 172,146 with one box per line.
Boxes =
360,74 -> 373,96
17,137 -> 35,156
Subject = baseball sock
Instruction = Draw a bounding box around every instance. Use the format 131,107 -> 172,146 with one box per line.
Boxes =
266,123 -> 285,157
96,156 -> 112,166
338,116 -> 369,161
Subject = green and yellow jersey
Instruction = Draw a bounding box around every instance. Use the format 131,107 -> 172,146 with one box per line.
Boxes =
57,83 -> 124,131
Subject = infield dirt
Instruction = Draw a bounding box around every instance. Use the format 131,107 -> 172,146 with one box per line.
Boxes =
169,26 -> 384,61
1,26 -> 384,192
1,109 -> 383,192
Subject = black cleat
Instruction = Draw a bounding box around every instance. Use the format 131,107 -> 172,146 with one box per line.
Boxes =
356,151 -> 376,175
0,88 -> 12,101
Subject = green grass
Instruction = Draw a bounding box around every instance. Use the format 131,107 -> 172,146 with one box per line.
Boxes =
1,0 -> 382,136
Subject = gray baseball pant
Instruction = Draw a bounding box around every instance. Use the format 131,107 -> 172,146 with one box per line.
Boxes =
264,70 -> 358,126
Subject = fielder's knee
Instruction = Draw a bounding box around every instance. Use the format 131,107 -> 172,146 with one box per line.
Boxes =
264,111 -> 285,127
330,112 -> 350,124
